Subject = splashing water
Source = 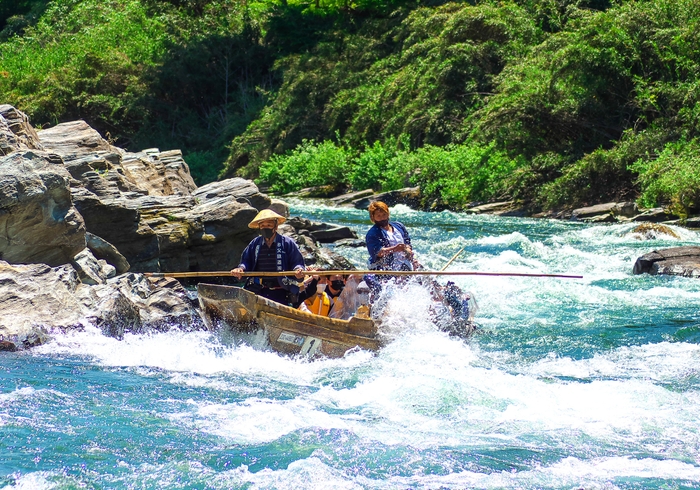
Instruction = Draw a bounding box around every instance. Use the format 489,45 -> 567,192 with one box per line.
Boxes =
2,200 -> 700,489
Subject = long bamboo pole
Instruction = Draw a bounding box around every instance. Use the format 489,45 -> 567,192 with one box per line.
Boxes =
440,246 -> 466,272
145,270 -> 583,279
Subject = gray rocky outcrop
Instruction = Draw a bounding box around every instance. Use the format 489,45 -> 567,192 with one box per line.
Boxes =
0,104 -> 43,155
35,120 -> 265,272
330,189 -> 375,206
464,201 -> 528,217
570,202 -> 638,222
285,216 -> 358,243
0,259 -> 200,349
352,187 -> 421,210
0,150 -> 86,266
633,246 -> 700,277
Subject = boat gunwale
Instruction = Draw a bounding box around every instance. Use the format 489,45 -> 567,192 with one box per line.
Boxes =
197,283 -> 377,339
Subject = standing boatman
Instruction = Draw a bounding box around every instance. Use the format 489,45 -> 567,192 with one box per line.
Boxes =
230,209 -> 306,306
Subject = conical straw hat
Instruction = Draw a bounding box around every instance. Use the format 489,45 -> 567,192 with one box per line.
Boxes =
248,209 -> 287,229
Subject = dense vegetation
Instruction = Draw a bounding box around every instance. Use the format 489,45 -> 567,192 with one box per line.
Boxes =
1,0 -> 699,214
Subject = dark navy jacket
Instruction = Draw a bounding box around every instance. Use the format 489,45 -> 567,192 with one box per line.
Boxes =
365,221 -> 411,269
238,234 -> 305,290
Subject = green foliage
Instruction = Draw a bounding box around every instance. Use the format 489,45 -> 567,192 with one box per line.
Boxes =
631,138 -> 700,217
349,134 -> 411,191
226,1 -> 543,177
257,135 -> 521,209
408,143 -> 523,208
257,138 -> 352,194
0,0 -> 275,184
3,0 -> 700,209
0,0 -> 50,40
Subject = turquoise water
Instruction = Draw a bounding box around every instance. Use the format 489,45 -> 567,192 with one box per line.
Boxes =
3,201 -> 700,489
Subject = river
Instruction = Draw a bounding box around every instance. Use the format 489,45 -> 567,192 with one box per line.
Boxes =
2,201 -> 700,489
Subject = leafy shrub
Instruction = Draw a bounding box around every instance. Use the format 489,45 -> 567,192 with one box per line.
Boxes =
349,135 -> 411,191
409,142 -> 523,208
257,139 -> 352,194
631,138 -> 700,217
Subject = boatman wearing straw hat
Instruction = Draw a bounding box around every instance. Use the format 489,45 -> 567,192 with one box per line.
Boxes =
230,209 -> 306,306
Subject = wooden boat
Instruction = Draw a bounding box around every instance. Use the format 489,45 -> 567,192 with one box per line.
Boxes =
197,283 -> 381,358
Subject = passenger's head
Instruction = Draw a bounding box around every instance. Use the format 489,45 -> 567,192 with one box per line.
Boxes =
368,201 -> 390,226
327,274 -> 346,293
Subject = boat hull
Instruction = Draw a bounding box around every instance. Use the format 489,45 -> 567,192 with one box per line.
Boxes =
197,283 -> 381,358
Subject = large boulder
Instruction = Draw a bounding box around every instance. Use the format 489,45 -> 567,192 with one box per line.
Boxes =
0,259 -> 201,348
0,104 -> 43,154
2,107 -> 353,278
571,202 -> 638,222
0,151 -> 86,266
633,246 -> 700,277
352,187 -> 421,210
36,120 -> 263,272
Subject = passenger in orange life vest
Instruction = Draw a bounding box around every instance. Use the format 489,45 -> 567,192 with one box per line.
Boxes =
300,274 -> 346,317
325,274 -> 346,310
300,277 -> 332,316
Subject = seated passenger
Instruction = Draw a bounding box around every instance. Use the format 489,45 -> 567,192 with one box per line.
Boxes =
300,277 -> 332,316
300,274 -> 345,317
329,274 -> 365,320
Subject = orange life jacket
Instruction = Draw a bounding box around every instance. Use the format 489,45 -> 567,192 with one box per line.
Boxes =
304,291 -> 332,316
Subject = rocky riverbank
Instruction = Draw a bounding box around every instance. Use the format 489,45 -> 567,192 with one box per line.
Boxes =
289,185 -> 700,228
0,105 -> 357,350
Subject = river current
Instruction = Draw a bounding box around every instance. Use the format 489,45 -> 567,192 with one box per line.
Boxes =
2,201 -> 700,489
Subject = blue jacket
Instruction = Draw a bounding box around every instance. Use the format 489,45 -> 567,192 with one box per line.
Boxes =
365,221 -> 411,269
238,234 -> 305,290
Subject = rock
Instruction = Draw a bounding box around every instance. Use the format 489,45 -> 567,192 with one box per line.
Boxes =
571,202 -> 638,222
268,198 -> 290,218
121,149 -> 196,197
309,226 -> 357,243
633,246 -> 700,277
86,232 -> 130,274
627,223 -> 680,240
87,288 -> 142,340
285,217 -> 358,243
682,217 -> 700,228
583,213 -> 617,223
0,113 -> 20,156
3,107 -> 345,277
330,189 -> 375,206
71,248 -> 116,285
0,105 -> 43,152
0,151 -> 86,266
37,120 -> 113,158
193,178 -> 270,210
631,207 -> 674,223
0,259 -> 202,346
0,261 -> 84,344
352,187 -> 421,210
284,185 -> 342,198
0,340 -> 17,352
333,238 -> 366,248
464,201 -> 527,216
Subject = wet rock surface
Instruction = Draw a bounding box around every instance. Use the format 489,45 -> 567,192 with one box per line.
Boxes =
633,246 -> 700,277
0,150 -> 87,266
0,259 -> 201,346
